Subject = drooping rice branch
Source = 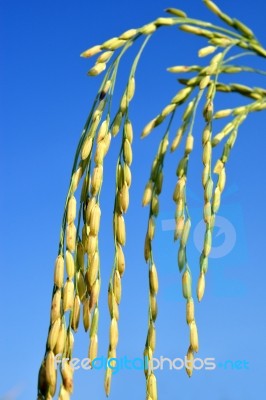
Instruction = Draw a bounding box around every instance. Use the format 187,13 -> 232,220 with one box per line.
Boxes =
105,134 -> 130,397
57,64 -> 120,396
141,86 -> 194,139
81,48 -> 135,370
215,99 -> 266,119
86,119 -> 111,365
195,46 -> 266,302
38,94 -> 104,400
142,131 -> 170,400
38,45 -> 132,400
105,37 -> 150,397
57,96 -> 110,399
202,0 -> 264,53
81,2 -> 266,67
197,46 -> 235,302
59,80 -> 114,398
209,97 -> 266,278
172,86 -> 205,377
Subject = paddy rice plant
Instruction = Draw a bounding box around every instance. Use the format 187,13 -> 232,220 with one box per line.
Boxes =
37,1 -> 266,398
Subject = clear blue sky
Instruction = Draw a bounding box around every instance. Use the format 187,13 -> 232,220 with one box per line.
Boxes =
1,1 -> 266,399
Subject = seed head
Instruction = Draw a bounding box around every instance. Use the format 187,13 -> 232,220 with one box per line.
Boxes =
54,321 -> 66,356
61,362 -> 74,393
147,373 -> 157,400
123,139 -> 133,165
90,278 -> 100,310
89,334 -> 98,363
185,346 -> 194,377
186,298 -> 194,324
113,270 -> 122,304
149,263 -> 159,295
189,321 -> 199,352
197,273 -> 205,302
48,318 -> 61,351
119,29 -> 137,40
45,351 -> 57,389
182,269 -> 192,299
54,255 -> 64,288
109,318 -> 119,350
117,245 -> 125,276
83,298 -> 91,332
90,203 -> 101,236
88,62 -> 106,76
81,136 -> 93,160
198,45 -> 216,57
80,45 -> 101,58
91,165 -> 103,196
65,250 -> 75,279
50,289 -> 61,324
71,295 -> 81,332
63,279 -> 74,312
66,223 -> 76,252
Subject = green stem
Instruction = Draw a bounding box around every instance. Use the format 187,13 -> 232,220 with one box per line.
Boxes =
109,36 -> 152,287
235,66 -> 266,76
224,51 -> 257,63
188,90 -> 204,136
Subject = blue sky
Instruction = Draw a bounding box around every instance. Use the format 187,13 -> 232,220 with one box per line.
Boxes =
1,1 -> 266,399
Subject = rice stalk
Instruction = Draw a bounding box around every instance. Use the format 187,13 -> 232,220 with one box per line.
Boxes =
37,2 -> 266,398
197,46 -> 234,302
85,117 -> 111,363
104,37 -> 150,396
172,87 -> 205,377
81,102 -> 115,364
142,127 -> 172,398
37,56 -> 121,399
141,86 -> 194,138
